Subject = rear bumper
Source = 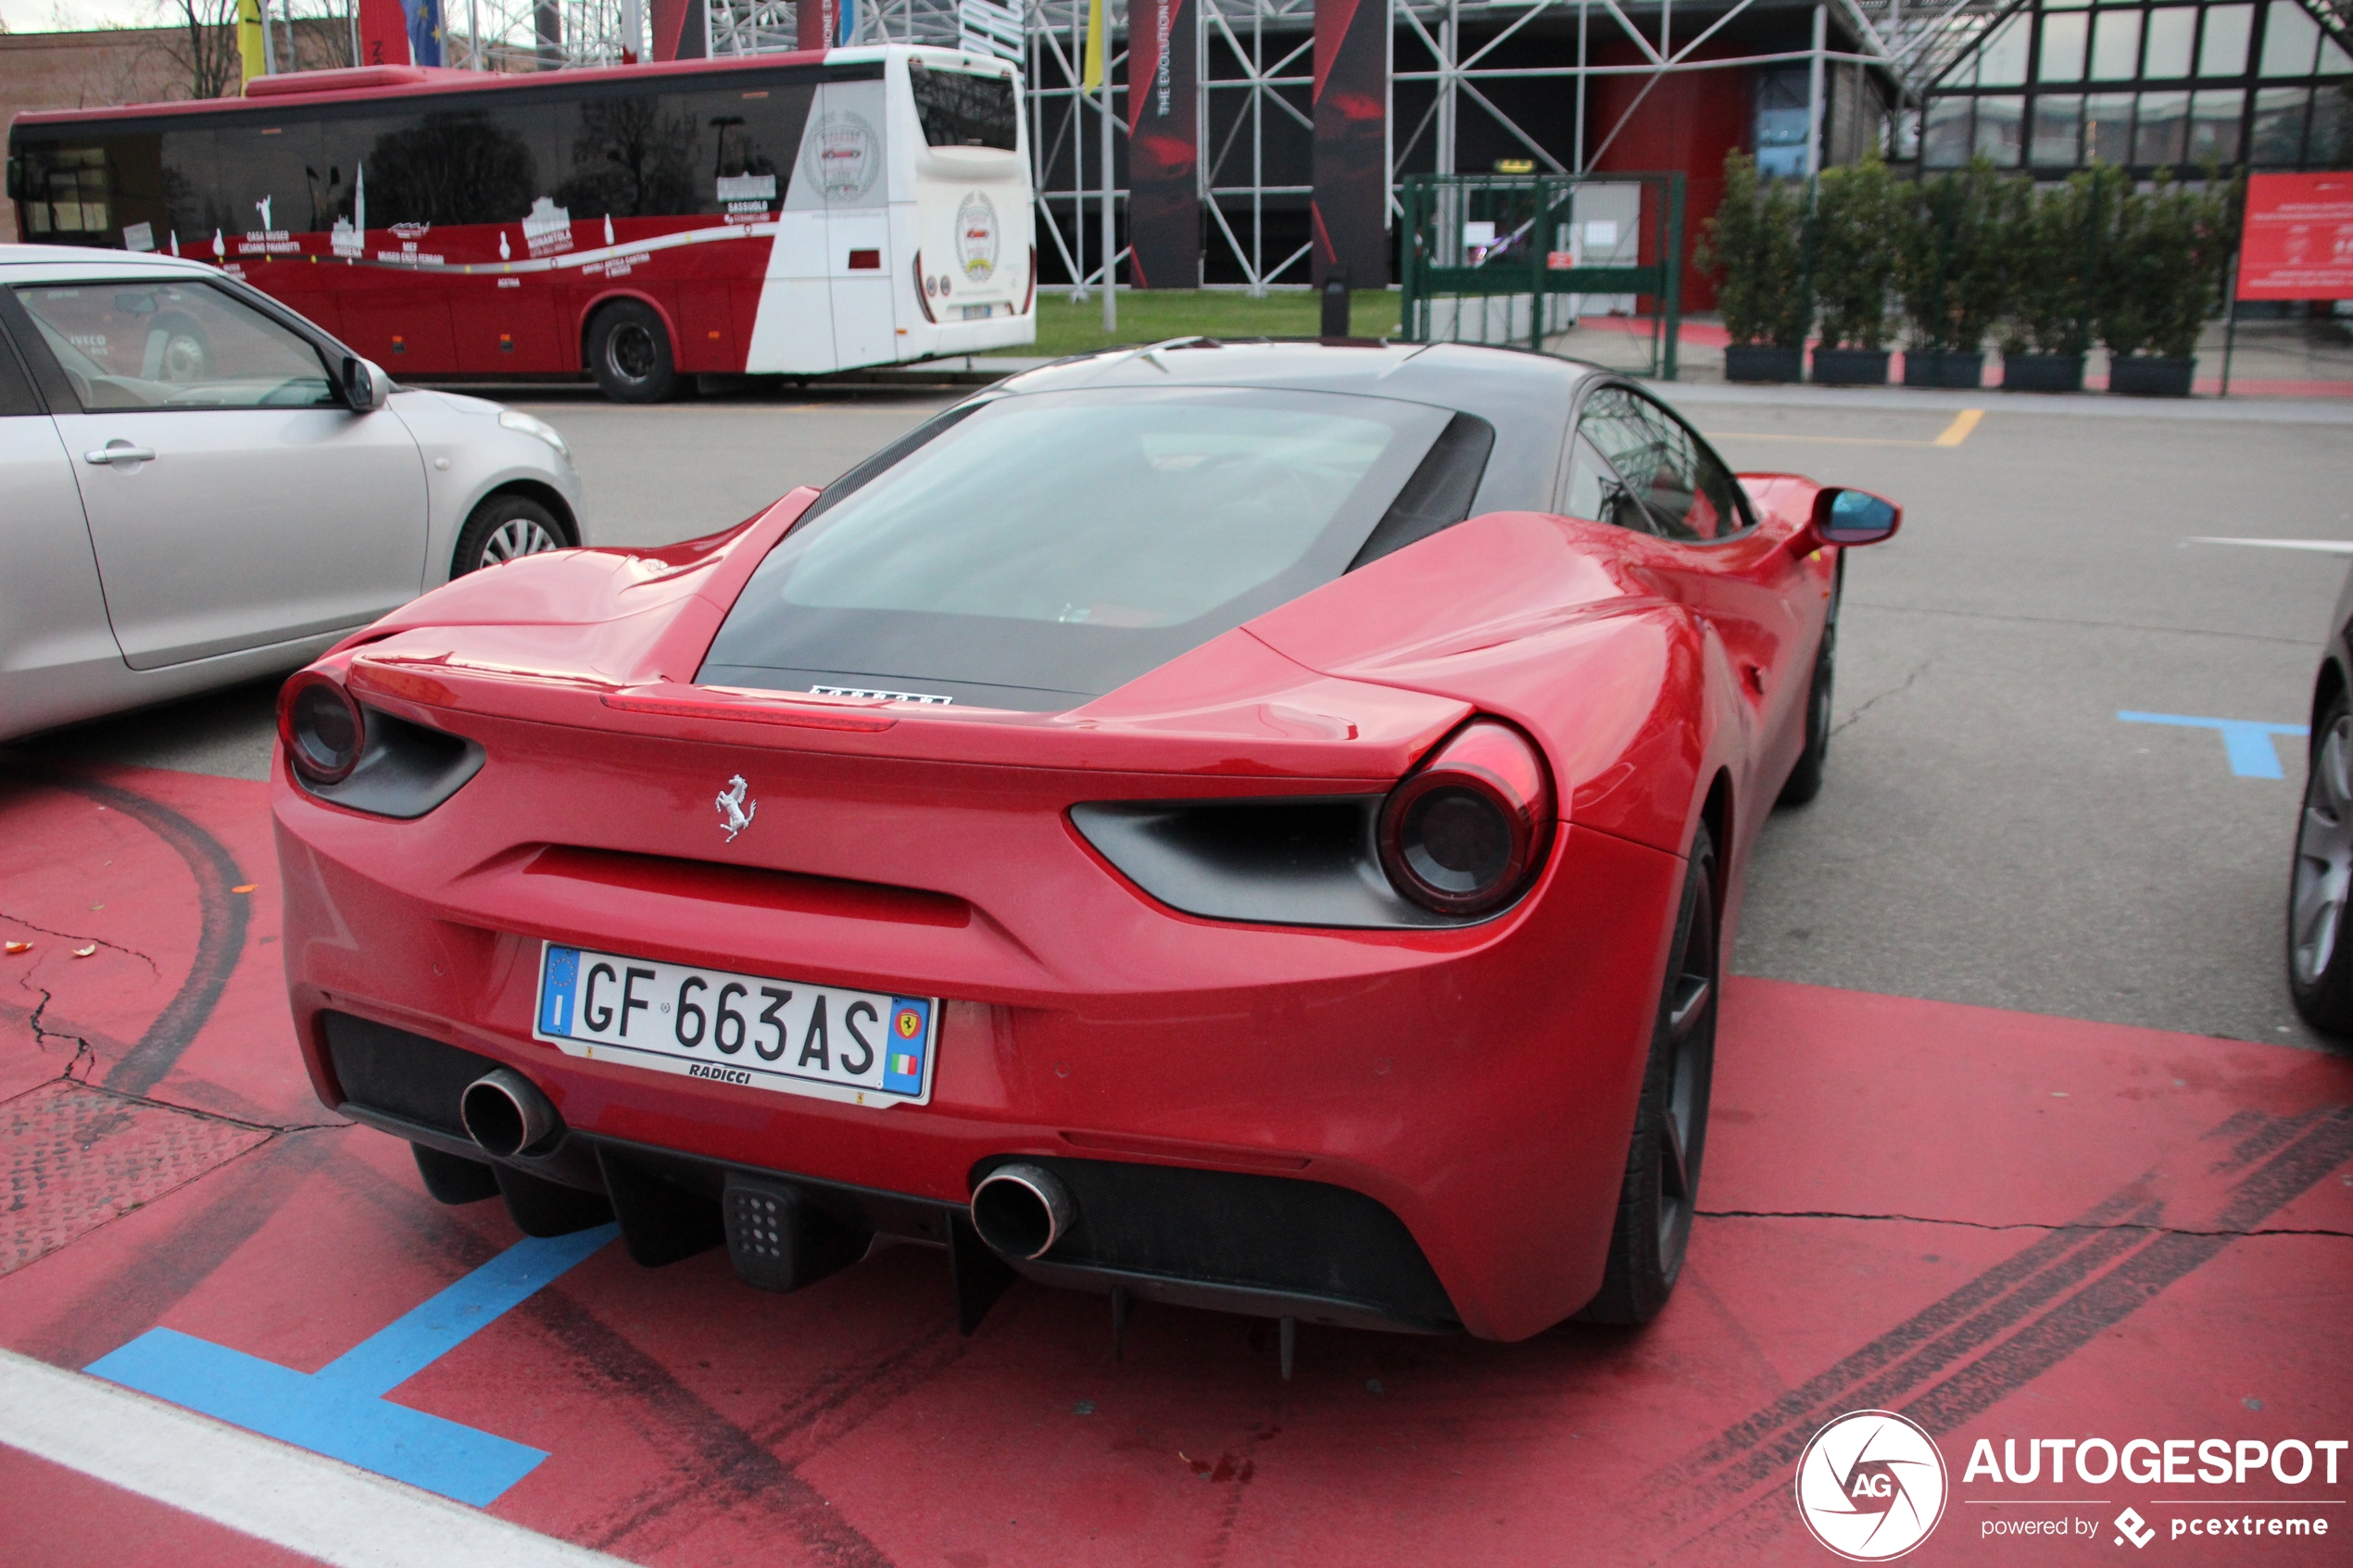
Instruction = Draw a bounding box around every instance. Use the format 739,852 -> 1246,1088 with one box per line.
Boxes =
276,762 -> 1682,1340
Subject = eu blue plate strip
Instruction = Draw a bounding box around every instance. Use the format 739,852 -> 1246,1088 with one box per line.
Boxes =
84,1224 -> 617,1507
2116,711 -> 2309,779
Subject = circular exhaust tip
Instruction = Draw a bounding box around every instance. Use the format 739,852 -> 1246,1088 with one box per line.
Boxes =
971,1162 -> 1075,1261
460,1068 -> 557,1160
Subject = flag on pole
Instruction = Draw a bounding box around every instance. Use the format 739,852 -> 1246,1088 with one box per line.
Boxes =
1080,0 -> 1105,90
237,0 -> 266,84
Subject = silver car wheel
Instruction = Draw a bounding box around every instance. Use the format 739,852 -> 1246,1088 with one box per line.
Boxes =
478,516 -> 561,568
2291,714 -> 2353,986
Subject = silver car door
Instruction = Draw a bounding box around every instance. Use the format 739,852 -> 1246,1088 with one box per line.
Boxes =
10,276 -> 429,671
0,322 -> 120,742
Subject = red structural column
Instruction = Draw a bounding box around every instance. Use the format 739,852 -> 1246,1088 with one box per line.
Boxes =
1126,0 -> 1201,288
1311,0 -> 1388,288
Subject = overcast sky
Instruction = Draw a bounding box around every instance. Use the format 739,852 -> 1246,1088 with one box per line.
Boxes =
1,0 -> 175,33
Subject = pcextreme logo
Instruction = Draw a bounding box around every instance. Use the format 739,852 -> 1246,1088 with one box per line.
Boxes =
1795,1411 -> 1951,1561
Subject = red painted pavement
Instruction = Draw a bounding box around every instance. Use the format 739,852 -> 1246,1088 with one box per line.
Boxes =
2,762 -> 2348,1565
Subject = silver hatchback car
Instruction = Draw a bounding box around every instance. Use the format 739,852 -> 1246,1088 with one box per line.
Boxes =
0,244 -> 585,743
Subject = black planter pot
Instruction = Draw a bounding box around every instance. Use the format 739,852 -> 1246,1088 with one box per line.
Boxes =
1724,345 -> 1805,383
2108,355 -> 2196,397
1812,347 -> 1892,386
2002,353 -> 2086,393
1902,349 -> 1985,389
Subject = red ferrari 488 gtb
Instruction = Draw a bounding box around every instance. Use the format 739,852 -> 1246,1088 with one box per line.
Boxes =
273,342 -> 1898,1347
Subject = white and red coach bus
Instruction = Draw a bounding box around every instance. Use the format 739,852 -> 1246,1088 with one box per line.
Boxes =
6,44 -> 1035,400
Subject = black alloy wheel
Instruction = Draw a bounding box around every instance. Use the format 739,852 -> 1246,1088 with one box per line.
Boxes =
452,494 -> 569,578
2288,690 -> 2353,1035
1579,823 -> 1719,1325
588,299 -> 678,404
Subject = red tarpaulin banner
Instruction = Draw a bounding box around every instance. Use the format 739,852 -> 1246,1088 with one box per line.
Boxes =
1125,0 -> 1200,288
357,0 -> 409,66
2237,171 -> 2353,301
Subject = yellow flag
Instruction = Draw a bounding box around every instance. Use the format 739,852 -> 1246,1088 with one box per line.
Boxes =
237,0 -> 266,87
1080,0 -> 1105,91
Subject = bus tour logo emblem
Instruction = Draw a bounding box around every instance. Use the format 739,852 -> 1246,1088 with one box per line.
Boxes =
715,775 -> 757,841
805,111 -> 879,203
1793,1411 -> 1948,1561
955,192 -> 999,282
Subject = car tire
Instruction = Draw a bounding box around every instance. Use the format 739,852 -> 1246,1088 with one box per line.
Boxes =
2288,691 -> 2353,1035
1579,823 -> 1718,1325
452,493 -> 569,578
586,299 -> 678,403
1778,605 -> 1838,808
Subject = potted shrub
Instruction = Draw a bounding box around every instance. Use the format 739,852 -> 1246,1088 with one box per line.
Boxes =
1998,168 -> 2109,394
2098,171 -> 2236,397
1895,157 -> 2020,389
1807,151 -> 1899,384
1699,150 -> 1810,383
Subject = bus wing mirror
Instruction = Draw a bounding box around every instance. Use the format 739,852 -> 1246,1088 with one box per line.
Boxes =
342,355 -> 390,413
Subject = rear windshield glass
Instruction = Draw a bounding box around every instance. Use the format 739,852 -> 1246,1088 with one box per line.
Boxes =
909,63 -> 1019,150
699,387 -> 1456,710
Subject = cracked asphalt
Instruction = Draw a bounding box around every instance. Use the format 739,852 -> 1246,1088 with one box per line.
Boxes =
13,384 -> 2353,1057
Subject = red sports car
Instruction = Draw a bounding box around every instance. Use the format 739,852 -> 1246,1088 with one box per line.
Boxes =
273,342 -> 1898,1348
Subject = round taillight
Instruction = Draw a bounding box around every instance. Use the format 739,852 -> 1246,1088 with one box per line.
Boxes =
1378,720 -> 1555,916
280,672 -> 365,784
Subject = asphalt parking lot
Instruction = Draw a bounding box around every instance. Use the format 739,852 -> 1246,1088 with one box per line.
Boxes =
5,378 -> 2350,1566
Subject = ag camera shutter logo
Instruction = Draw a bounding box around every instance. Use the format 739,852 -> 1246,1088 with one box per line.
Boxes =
1794,1411 -> 1949,1561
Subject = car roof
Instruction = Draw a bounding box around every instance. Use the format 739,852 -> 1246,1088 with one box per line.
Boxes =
997,339 -> 1607,518
0,245 -> 224,282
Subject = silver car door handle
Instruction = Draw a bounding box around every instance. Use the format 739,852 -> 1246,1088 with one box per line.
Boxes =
83,445 -> 158,465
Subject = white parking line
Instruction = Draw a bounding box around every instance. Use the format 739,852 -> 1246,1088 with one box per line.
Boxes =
0,1349 -> 634,1568
2185,536 -> 2353,554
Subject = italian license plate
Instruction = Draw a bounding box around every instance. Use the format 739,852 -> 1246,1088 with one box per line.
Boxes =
532,942 -> 937,1108
960,303 -> 993,320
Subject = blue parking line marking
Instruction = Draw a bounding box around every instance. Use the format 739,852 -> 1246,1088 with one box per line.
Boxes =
2116,711 -> 2309,780
84,1224 -> 617,1506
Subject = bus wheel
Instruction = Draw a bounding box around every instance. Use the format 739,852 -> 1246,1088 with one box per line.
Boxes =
588,300 -> 677,403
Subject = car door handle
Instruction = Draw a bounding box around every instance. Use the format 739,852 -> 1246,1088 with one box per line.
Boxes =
83,445 -> 158,466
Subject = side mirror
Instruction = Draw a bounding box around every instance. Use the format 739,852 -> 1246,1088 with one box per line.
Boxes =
1810,487 -> 1901,546
341,355 -> 391,412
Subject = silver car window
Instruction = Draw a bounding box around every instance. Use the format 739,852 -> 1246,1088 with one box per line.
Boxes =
11,281 -> 337,413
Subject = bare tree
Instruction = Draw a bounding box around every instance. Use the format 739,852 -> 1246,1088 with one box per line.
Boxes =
148,0 -> 243,100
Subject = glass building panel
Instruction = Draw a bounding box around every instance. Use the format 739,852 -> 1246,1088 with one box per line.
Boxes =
2032,94 -> 2086,163
2307,83 -> 2352,166
2188,88 -> 2247,159
2199,4 -> 2255,75
2084,92 -> 2137,160
2045,0 -> 2088,7
2091,10 -> 2145,79
1938,51 -> 1977,89
2259,1 -> 2321,77
1980,16 -> 2032,86
2144,8 -> 2197,77
2322,34 -> 2353,74
1975,96 -> 2027,163
2134,91 -> 2191,161
2042,12 -> 2091,80
1922,96 -> 1974,166
2249,85 -> 2311,160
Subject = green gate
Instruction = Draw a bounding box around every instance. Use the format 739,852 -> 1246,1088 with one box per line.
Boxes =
1398,171 -> 1685,380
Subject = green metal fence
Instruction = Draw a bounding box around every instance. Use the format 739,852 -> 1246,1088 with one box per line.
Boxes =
1398,171 -> 1685,380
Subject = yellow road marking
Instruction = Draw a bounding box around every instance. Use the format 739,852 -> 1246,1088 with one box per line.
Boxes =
1700,408 -> 1986,449
1934,408 -> 1984,445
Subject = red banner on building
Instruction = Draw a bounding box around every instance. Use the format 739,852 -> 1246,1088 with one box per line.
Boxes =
1126,0 -> 1200,288
797,0 -> 835,52
1311,0 -> 1387,289
651,0 -> 707,59
2237,172 -> 2353,302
